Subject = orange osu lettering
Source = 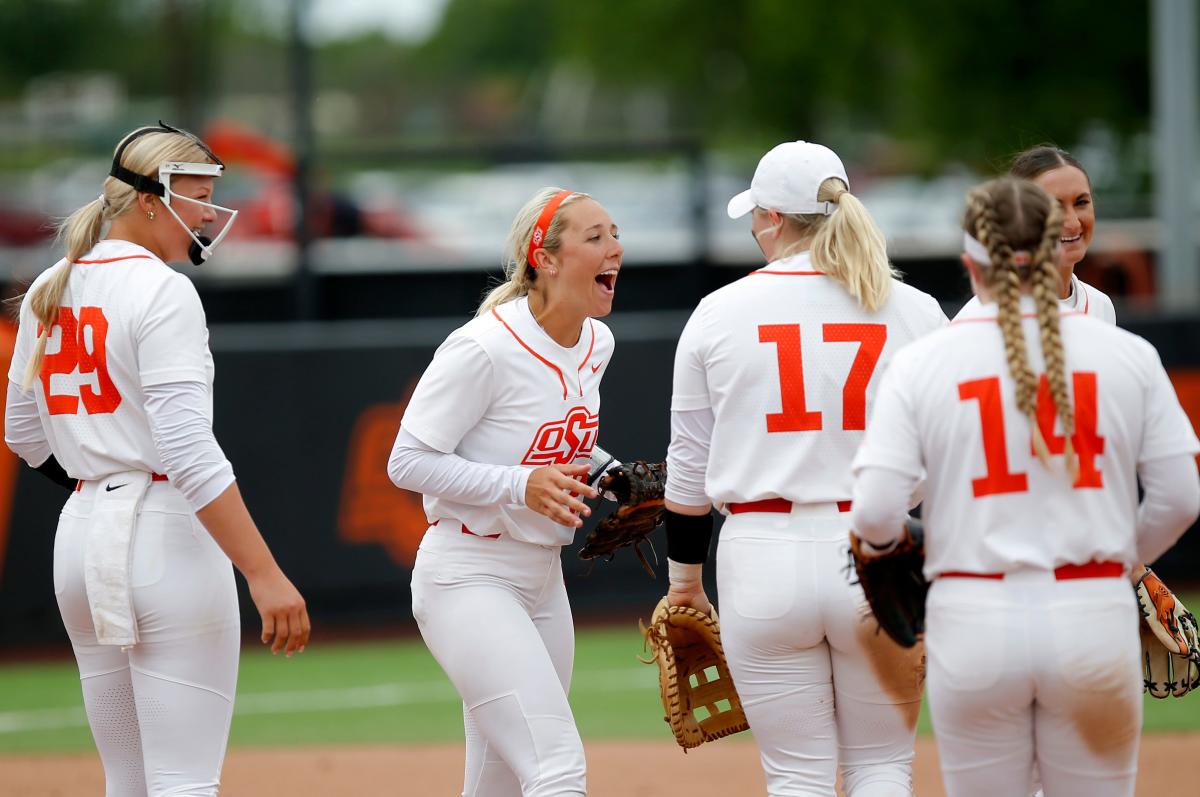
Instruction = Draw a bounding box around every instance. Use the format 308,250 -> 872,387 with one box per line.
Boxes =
522,406 -> 599,466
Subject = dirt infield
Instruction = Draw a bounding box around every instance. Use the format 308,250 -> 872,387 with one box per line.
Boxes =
2,735 -> 1196,796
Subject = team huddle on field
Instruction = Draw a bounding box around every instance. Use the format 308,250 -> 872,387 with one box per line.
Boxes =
4,123 -> 1198,797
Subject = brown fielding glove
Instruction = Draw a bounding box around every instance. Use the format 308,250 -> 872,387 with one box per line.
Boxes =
848,517 -> 929,649
639,597 -> 749,750
578,461 -> 666,576
1136,568 -> 1200,698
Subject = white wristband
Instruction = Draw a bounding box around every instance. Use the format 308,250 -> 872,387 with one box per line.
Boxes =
668,558 -> 703,589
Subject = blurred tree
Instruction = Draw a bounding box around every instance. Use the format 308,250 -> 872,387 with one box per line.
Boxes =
410,0 -> 1152,170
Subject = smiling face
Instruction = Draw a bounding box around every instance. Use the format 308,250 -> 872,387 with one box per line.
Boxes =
1034,165 -> 1094,271
150,174 -> 217,263
540,197 -> 623,319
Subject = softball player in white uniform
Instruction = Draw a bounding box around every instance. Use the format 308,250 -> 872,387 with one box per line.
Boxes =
959,148 -> 1191,797
4,124 -> 309,797
851,177 -> 1200,797
389,188 -> 622,797
956,145 -> 1114,324
663,141 -> 947,796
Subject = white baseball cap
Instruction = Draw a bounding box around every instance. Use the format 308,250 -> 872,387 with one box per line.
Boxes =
726,140 -> 849,219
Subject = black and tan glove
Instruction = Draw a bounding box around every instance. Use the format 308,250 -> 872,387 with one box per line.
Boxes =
578,460 -> 666,576
848,517 -> 929,649
1136,568 -> 1200,698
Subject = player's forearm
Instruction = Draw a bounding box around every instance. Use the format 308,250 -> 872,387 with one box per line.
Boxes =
850,466 -> 915,547
1135,454 -> 1200,564
195,481 -> 284,579
389,426 -> 528,506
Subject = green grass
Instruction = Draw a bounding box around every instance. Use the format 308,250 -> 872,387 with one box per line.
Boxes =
2,616 -> 1198,754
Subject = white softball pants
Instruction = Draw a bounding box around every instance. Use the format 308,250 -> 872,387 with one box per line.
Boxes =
925,572 -> 1141,797
410,522 -> 585,797
716,504 -> 924,797
54,480 -> 241,797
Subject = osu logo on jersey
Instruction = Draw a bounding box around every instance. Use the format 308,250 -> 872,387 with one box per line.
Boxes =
522,406 -> 598,466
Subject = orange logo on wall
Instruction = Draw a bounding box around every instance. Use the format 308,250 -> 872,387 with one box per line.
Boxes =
337,386 -> 430,569
1168,369 -> 1200,467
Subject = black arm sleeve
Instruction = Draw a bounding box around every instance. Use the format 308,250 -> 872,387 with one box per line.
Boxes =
665,508 -> 714,565
34,455 -> 76,490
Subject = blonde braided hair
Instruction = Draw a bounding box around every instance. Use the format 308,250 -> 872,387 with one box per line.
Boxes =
1027,198 -> 1076,478
964,178 -> 1068,471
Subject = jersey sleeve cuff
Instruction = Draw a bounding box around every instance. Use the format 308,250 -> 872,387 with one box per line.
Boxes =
664,484 -> 710,507
670,395 -> 712,412
140,367 -> 210,387
850,454 -> 924,481
185,465 -> 237,512
402,421 -> 457,455
509,467 -> 532,506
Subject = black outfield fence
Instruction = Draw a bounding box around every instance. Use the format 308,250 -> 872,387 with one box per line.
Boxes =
2,309 -> 1198,648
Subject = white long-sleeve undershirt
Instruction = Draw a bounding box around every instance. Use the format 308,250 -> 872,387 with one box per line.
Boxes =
142,380 -> 234,510
665,407 -> 715,508
1135,454 -> 1200,564
850,466 -> 919,549
4,381 -> 51,468
388,426 -> 531,507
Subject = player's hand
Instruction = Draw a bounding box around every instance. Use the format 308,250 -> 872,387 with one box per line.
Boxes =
667,583 -> 712,616
526,464 -> 598,527
247,567 -> 310,657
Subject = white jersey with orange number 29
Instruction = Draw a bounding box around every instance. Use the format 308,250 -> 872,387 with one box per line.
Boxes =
9,239 -> 215,481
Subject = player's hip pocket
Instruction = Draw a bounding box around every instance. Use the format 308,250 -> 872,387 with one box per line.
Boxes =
925,586 -> 1009,693
1046,587 -> 1140,690
717,537 -> 799,621
52,513 -> 85,597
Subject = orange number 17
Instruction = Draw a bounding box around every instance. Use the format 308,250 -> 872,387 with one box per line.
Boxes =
758,323 -> 887,433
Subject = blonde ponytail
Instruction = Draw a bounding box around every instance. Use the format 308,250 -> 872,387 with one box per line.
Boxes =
21,197 -> 107,389
477,187 -> 590,316
774,178 -> 896,312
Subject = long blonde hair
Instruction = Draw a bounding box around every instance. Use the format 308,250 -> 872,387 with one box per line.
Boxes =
766,177 -> 896,311
476,187 -> 591,316
963,177 -> 1074,477
22,126 -> 215,389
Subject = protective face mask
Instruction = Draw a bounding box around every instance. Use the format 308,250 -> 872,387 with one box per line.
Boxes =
158,161 -> 238,266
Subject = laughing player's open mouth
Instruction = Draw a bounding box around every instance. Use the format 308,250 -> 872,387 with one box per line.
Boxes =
596,269 -> 618,293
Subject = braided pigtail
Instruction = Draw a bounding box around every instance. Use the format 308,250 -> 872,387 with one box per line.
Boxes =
1029,200 -> 1077,479
966,185 -> 1050,465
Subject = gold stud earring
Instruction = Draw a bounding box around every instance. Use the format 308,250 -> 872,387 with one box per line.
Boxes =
147,210 -> 155,221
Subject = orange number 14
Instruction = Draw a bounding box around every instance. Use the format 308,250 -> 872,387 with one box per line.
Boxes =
958,372 -> 1104,497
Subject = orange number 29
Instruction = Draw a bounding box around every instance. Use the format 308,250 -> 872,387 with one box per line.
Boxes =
38,306 -> 122,416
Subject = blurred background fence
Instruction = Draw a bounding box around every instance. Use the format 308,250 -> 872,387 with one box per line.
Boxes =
0,0 -> 1198,647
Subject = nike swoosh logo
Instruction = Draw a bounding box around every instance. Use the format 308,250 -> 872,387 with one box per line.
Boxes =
105,483 -> 127,492
591,361 -> 603,373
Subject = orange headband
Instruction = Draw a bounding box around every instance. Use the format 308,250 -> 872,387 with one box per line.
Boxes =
527,189 -> 574,268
